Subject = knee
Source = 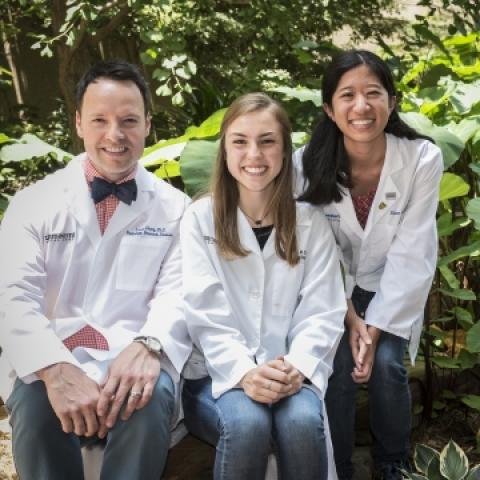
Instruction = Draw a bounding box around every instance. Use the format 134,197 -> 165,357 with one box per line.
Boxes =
8,381 -> 61,439
372,346 -> 408,385
286,408 -> 325,437
220,406 -> 270,445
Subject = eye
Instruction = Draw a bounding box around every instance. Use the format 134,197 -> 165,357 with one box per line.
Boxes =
339,92 -> 353,99
92,118 -> 105,124
123,117 -> 138,125
232,138 -> 247,145
260,138 -> 275,145
367,90 -> 381,97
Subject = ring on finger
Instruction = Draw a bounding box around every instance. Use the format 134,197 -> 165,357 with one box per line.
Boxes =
130,390 -> 142,398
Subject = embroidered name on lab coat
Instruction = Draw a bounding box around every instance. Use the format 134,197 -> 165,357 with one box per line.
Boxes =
203,235 -> 216,245
126,227 -> 172,237
325,214 -> 340,222
44,232 -> 75,242
299,249 -> 307,260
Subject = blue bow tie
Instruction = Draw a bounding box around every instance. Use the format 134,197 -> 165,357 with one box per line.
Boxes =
91,177 -> 138,205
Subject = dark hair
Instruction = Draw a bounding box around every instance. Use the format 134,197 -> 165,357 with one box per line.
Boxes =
75,60 -> 151,115
211,92 -> 299,266
299,49 -> 433,205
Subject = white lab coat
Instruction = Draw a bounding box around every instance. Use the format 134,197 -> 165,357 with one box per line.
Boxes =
181,196 -> 346,480
293,134 -> 443,362
0,154 -> 192,405
180,196 -> 346,399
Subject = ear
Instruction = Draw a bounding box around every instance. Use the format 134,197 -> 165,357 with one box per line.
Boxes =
145,113 -> 152,137
75,111 -> 83,138
323,103 -> 335,122
389,96 -> 397,113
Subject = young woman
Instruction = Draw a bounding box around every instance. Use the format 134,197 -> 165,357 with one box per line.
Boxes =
295,50 -> 443,480
181,93 -> 346,480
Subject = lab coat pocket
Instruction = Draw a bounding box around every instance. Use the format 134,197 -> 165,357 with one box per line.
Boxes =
116,235 -> 172,291
363,223 -> 396,267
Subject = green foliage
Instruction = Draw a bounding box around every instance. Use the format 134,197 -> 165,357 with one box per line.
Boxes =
404,441 -> 476,480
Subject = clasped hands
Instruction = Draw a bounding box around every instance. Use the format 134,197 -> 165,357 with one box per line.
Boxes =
346,300 -> 381,384
37,341 -> 161,438
240,356 -> 304,404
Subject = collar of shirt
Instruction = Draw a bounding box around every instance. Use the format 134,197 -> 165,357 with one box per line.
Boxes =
83,158 -> 138,234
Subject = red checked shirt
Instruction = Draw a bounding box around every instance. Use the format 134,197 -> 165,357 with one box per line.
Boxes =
62,158 -> 137,352
351,188 -> 376,229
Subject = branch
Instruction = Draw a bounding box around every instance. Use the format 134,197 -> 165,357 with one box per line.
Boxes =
91,2 -> 131,45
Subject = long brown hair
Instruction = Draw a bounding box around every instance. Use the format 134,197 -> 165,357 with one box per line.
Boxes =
211,92 -> 299,266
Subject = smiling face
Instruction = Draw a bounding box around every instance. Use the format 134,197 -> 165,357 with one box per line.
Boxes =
75,78 -> 151,182
324,64 -> 395,154
224,108 -> 284,204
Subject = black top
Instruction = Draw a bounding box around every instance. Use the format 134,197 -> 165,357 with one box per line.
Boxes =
252,225 -> 273,250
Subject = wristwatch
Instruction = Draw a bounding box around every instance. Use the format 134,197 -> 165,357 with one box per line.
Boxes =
133,336 -> 163,357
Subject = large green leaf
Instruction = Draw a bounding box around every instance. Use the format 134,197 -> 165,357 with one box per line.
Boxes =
143,108 -> 226,159
0,133 -> 71,163
437,240 -> 480,267
426,454 -> 444,480
452,307 -> 474,328
449,81 -> 480,115
415,444 -> 440,476
437,213 -> 470,237
466,321 -> 480,353
269,87 -> 323,106
179,140 -> 218,197
437,288 -> 476,301
154,160 -> 181,180
432,357 -> 460,369
439,265 -> 460,289
448,117 -> 480,144
141,142 -> 187,168
0,133 -> 10,145
439,173 -> 470,201
457,350 -> 478,369
439,440 -> 469,480
401,112 -> 464,169
466,198 -> 480,230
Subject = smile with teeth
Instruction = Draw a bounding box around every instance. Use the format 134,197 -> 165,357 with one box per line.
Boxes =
350,119 -> 375,126
103,146 -> 128,153
243,166 -> 267,175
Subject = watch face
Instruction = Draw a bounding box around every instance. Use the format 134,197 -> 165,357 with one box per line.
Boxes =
147,336 -> 162,353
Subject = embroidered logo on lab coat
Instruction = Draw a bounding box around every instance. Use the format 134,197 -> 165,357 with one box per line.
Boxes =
44,232 -> 75,242
299,249 -> 307,260
126,227 -> 172,237
203,235 -> 216,245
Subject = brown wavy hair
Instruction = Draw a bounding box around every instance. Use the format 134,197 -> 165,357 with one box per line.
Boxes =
211,92 -> 299,266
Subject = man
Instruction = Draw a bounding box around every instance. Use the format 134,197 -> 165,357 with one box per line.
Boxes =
0,60 -> 191,479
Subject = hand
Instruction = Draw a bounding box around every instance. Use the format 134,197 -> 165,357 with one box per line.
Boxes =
240,359 -> 292,404
275,356 -> 304,398
351,325 -> 381,384
96,342 -> 161,438
346,300 -> 372,369
37,362 -> 101,437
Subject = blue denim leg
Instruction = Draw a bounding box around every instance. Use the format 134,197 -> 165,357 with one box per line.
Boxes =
101,370 -> 175,480
183,377 -> 272,480
6,379 -> 84,480
325,286 -> 375,480
325,331 -> 358,480
369,332 -> 411,467
272,387 -> 328,480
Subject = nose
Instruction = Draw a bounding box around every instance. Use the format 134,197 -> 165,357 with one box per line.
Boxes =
247,141 -> 261,158
105,122 -> 125,141
353,94 -> 370,112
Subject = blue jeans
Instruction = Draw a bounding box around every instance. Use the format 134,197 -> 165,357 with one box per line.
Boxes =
183,376 -> 328,480
6,370 -> 175,480
325,286 -> 411,480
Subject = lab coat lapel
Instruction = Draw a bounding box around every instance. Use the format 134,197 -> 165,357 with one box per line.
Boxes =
364,134 -> 403,236
65,155 -> 101,247
102,164 -> 154,242
335,189 -> 365,238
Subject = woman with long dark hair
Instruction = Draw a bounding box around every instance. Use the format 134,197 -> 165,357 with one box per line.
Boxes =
181,93 -> 346,480
295,50 -> 443,480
